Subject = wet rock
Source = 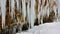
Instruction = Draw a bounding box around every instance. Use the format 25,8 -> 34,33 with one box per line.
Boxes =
34,18 -> 39,26
22,23 -> 29,31
43,10 -> 55,23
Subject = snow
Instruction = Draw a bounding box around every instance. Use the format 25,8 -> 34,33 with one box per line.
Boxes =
39,22 -> 60,34
16,21 -> 60,34
16,32 -> 33,34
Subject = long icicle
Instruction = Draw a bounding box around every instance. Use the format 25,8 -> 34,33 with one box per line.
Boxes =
11,0 -> 15,19
38,0 -> 40,24
22,0 -> 26,22
26,0 -> 31,29
16,0 -> 19,11
31,0 -> 36,28
1,0 -> 6,29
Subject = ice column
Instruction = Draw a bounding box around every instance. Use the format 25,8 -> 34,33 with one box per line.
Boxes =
11,0 -> 15,19
0,1 -> 1,15
38,0 -> 41,24
16,0 -> 19,11
31,0 -> 36,28
1,0 -> 6,29
22,0 -> 26,22
26,0 -> 31,29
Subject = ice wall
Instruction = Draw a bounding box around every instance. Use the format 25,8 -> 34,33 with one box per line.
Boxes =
0,0 -> 60,29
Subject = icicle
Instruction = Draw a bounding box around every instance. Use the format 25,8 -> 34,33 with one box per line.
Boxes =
19,0 -> 22,13
26,0 -> 28,28
47,7 -> 50,17
43,0 -> 47,17
41,4 -> 43,24
55,1 -> 58,22
48,0 -> 50,17
22,0 -> 26,22
1,0 -> 6,29
11,0 -> 15,19
41,8 -> 43,24
40,0 -> 43,24
0,1 -> 1,15
56,8 -> 58,21
31,0 -> 36,28
52,1 -> 56,17
9,0 -> 10,14
28,0 -> 31,29
39,0 -> 43,24
38,0 -> 41,24
16,0 -> 19,11
9,0 -> 11,15
46,0 -> 50,17
26,0 -> 31,29
57,0 -> 60,19
26,0 -> 28,21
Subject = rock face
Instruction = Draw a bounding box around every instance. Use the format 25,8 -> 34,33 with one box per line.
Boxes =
43,10 -> 55,23
5,0 -> 14,26
34,18 -> 39,26
22,23 -> 29,31
5,11 -> 14,26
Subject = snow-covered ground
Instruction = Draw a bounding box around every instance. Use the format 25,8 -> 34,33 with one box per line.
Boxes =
39,22 -> 60,34
16,21 -> 60,34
